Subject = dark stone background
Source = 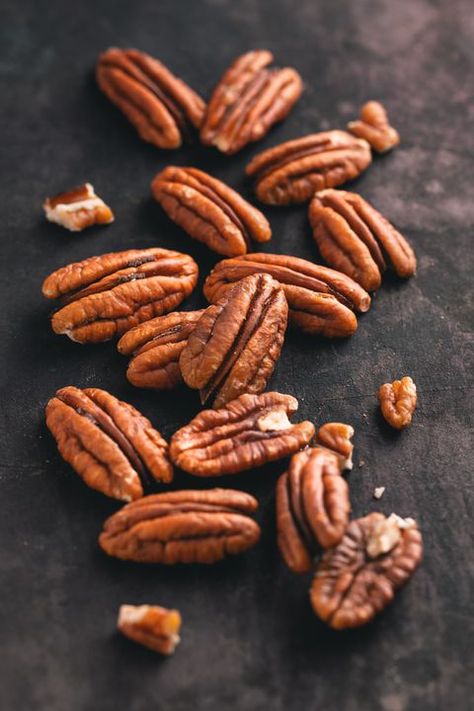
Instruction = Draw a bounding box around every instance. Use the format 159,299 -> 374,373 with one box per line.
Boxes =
1,1 -> 473,709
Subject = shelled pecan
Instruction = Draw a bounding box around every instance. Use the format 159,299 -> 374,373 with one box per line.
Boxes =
42,248 -> 198,343
378,376 -> 417,429
151,166 -> 271,257
315,422 -> 354,470
310,513 -> 423,629
309,189 -> 416,291
43,183 -> 114,232
99,489 -> 260,564
276,448 -> 350,574
347,101 -> 400,153
200,50 -> 303,155
245,131 -> 372,205
117,604 -> 181,655
169,392 -> 315,477
96,48 -> 205,149
45,386 -> 172,501
203,253 -> 371,338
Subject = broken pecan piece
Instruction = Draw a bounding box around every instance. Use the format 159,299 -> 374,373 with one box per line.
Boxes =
118,604 -> 181,654
309,189 -> 416,291
315,422 -> 354,470
347,101 -> 400,153
310,513 -> 423,629
169,391 -> 315,477
203,252 -> 371,338
96,48 -> 205,149
99,488 -> 260,564
45,386 -> 172,501
43,183 -> 114,232
378,376 -> 417,429
245,130 -> 372,205
42,248 -> 198,343
200,50 -> 303,155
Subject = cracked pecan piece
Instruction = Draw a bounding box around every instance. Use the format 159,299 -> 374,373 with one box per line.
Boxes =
45,386 -> 173,501
245,130 -> 372,205
118,604 -> 181,655
309,189 -> 416,291
310,513 -> 423,629
276,448 -> 351,574
151,166 -> 271,257
42,248 -> 198,343
180,274 -> 288,408
43,183 -> 114,232
378,376 -> 417,429
99,488 -> 260,564
203,252 -> 371,338
347,101 -> 400,154
169,391 -> 315,477
200,50 -> 303,155
315,422 -> 354,470
96,47 -> 205,149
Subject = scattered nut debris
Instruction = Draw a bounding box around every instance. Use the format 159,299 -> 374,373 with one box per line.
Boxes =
43,183 -> 114,232
373,486 -> 386,500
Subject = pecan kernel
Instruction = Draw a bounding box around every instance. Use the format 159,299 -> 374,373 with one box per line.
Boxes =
378,376 -> 417,429
43,183 -> 114,232
347,101 -> 400,153
315,422 -> 354,470
118,604 -> 181,655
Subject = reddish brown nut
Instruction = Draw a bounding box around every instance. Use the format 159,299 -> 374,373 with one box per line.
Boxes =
96,48 -> 205,149
347,101 -> 400,153
117,604 -> 181,655
310,513 -> 423,629
200,50 -> 303,155
45,386 -> 173,501
378,376 -> 417,429
315,422 -> 354,471
43,183 -> 114,232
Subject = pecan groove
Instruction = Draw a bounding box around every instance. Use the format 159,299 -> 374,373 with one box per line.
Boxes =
118,604 -> 181,655
378,376 -> 417,429
347,101 -> 400,153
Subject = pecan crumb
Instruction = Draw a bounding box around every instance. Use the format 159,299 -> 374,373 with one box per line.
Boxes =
373,486 -> 386,500
366,512 -> 415,558
43,183 -> 114,232
118,604 -> 181,655
257,409 -> 292,432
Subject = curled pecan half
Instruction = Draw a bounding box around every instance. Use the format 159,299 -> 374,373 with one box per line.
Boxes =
315,422 -> 354,470
118,604 -> 181,655
309,189 -> 416,291
169,391 -> 315,477
96,47 -> 205,149
42,248 -> 198,343
43,183 -> 114,232
203,252 -> 371,338
276,448 -> 351,574
180,274 -> 288,407
310,513 -> 423,629
45,386 -> 172,501
245,131 -> 372,205
378,376 -> 417,429
99,488 -> 260,564
347,101 -> 400,154
200,50 -> 303,155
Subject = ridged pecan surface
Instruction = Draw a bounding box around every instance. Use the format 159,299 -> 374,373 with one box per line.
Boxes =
43,183 -> 114,232
347,101 -> 400,153
315,422 -> 354,470
118,604 -> 181,654
378,376 -> 417,429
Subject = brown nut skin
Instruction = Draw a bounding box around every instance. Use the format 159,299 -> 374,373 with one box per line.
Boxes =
180,274 -> 288,408
151,166 -> 271,257
378,376 -> 417,429
309,189 -> 416,292
96,48 -> 205,149
117,604 -> 181,655
200,50 -> 303,155
99,489 -> 261,564
315,422 -> 354,471
169,391 -> 315,477
42,248 -> 199,344
347,101 -> 400,154
45,386 -> 173,502
245,131 -> 372,205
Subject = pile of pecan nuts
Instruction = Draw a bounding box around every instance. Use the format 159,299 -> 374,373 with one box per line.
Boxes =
42,48 -> 422,653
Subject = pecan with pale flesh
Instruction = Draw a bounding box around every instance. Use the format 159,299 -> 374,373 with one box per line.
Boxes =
200,50 -> 303,155
118,604 -> 181,655
245,131 -> 372,205
169,392 -> 315,477
45,386 -> 172,501
315,422 -> 354,470
96,48 -> 205,149
42,248 -> 198,343
347,101 -> 400,154
310,513 -> 423,629
378,376 -> 417,429
99,489 -> 260,564
309,189 -> 416,291
43,183 -> 114,232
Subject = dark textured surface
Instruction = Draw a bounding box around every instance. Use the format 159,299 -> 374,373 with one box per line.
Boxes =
1,1 -> 473,709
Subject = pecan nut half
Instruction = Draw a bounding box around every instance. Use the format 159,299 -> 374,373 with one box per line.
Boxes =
169,391 -> 315,477
315,422 -> 354,470
118,309 -> 205,390
42,248 -> 198,343
43,183 -> 114,232
347,101 -> 400,154
200,50 -> 303,155
245,131 -> 372,205
310,513 -> 423,629
180,274 -> 288,408
309,189 -> 416,291
45,386 -> 173,501
118,604 -> 181,655
276,448 -> 351,574
151,166 -> 271,257
96,48 -> 205,149
99,488 -> 260,564
378,376 -> 417,429
203,252 -> 371,338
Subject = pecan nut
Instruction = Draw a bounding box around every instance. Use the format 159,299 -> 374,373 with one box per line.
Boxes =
42,248 -> 198,343
200,50 -> 303,155
315,422 -> 354,470
169,391 -> 315,477
96,48 -> 205,149
117,604 -> 181,654
180,274 -> 288,407
45,386 -> 173,501
245,131 -> 372,205
378,376 -> 417,429
347,101 -> 400,154
99,488 -> 260,564
310,513 -> 423,629
276,448 -> 351,574
203,252 -> 371,338
151,166 -> 271,257
43,183 -> 114,232
309,189 -> 416,291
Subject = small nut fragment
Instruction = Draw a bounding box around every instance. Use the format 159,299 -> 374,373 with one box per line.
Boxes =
378,376 -> 417,429
315,422 -> 354,470
118,604 -> 181,655
43,183 -> 114,232
347,101 -> 400,153
257,409 -> 292,432
373,486 -> 386,500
